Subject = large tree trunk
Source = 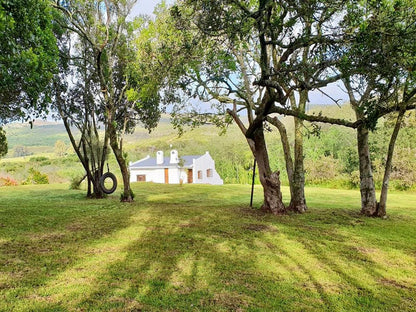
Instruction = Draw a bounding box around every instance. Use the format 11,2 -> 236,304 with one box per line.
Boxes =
252,128 -> 286,214
228,108 -> 285,214
288,117 -> 307,213
108,121 -> 133,202
377,110 -> 405,217
357,124 -> 378,216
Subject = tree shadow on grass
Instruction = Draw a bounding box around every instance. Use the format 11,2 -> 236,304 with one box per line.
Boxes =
0,188 -> 148,311
3,184 -> 415,311
62,201 -> 414,312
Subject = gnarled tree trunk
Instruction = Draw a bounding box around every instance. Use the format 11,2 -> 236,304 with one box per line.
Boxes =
267,116 -> 294,199
252,127 -> 286,214
108,119 -> 133,202
228,108 -> 285,214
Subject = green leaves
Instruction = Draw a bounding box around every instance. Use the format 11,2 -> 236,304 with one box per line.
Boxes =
0,127 -> 7,158
0,0 -> 58,122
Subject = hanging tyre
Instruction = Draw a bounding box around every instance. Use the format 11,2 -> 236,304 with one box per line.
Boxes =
100,172 -> 117,194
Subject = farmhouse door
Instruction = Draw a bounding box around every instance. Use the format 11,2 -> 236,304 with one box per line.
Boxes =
187,169 -> 193,184
164,168 -> 169,184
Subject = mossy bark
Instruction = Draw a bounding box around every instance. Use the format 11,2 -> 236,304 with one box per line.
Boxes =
357,125 -> 378,216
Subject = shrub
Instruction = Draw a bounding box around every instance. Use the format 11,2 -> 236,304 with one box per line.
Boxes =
69,175 -> 86,190
390,179 -> 414,191
30,156 -> 49,162
22,168 -> 49,185
13,146 -> 32,157
0,177 -> 18,187
348,170 -> 361,189
305,155 -> 344,185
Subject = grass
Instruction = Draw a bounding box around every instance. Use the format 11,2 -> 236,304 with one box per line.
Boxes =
0,183 -> 415,311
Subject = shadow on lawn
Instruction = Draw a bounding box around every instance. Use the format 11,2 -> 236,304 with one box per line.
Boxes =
2,185 -> 414,311
0,188 -> 146,309
71,202 -> 415,311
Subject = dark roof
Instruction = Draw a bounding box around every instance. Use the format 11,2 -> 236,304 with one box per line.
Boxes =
129,155 -> 202,169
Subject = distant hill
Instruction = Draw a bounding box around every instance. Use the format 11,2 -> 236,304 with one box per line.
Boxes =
4,121 -> 70,150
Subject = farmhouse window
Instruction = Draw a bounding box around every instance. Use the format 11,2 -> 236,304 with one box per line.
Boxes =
207,169 -> 213,178
197,170 -> 203,179
136,175 -> 146,182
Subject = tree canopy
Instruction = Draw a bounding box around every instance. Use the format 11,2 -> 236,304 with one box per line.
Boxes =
148,0 -> 416,216
0,0 -> 58,122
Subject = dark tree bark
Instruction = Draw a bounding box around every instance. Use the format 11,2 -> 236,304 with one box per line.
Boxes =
267,116 -> 294,198
61,113 -> 106,199
108,120 -> 133,202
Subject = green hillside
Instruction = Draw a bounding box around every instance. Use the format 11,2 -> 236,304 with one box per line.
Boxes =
4,121 -> 72,150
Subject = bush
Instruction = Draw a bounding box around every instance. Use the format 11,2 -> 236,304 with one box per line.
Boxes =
13,146 -> 32,157
22,168 -> 49,185
348,170 -> 361,189
0,176 -> 18,187
390,179 -> 414,191
305,155 -> 344,185
69,175 -> 86,190
30,156 -> 49,162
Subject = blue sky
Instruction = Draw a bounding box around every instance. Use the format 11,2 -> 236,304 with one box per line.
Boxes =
131,0 -> 173,16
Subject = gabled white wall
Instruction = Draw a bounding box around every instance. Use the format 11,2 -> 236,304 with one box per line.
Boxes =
130,168 -> 165,183
193,152 -> 223,185
129,167 -> 191,184
129,151 -> 223,185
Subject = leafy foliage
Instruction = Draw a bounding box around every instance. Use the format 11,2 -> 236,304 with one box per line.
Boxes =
0,127 -> 7,157
0,176 -> 18,186
22,168 -> 49,185
0,0 -> 58,122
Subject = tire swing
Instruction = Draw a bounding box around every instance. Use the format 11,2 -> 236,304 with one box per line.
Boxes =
100,164 -> 117,194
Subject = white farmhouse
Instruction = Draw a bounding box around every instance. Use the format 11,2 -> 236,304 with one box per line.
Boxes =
129,150 -> 223,185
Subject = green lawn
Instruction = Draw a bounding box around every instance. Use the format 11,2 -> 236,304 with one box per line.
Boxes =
0,183 -> 415,311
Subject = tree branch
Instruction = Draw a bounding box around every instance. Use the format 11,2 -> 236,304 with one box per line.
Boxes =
269,106 -> 360,128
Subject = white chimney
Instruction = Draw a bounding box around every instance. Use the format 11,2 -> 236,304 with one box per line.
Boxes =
156,151 -> 164,165
170,150 -> 179,164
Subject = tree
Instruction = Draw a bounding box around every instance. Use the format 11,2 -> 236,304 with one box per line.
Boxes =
0,0 -> 58,122
54,140 -> 67,157
13,145 -> 31,157
52,25 -> 110,198
52,0 -> 162,201
160,0 -> 349,214
339,0 -> 416,216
